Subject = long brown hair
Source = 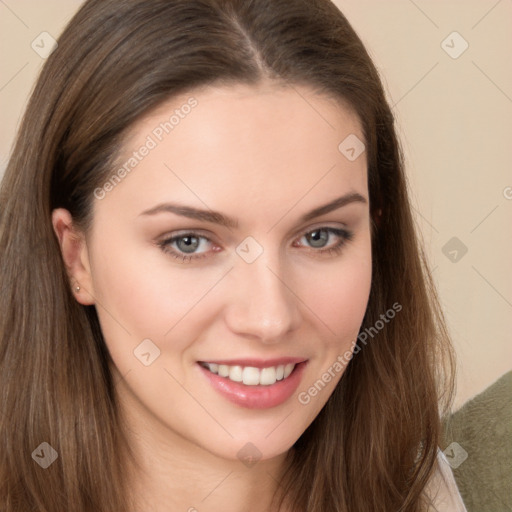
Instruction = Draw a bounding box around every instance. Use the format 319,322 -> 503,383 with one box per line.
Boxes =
0,0 -> 455,510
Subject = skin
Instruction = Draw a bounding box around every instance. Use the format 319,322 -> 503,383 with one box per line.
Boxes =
52,82 -> 372,512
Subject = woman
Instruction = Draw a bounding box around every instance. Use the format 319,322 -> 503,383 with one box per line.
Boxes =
0,0 -> 466,510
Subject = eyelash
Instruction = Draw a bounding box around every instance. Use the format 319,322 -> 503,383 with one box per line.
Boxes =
157,227 -> 354,264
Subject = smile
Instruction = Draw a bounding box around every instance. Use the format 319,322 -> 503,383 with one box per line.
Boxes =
199,362 -> 296,386
197,359 -> 308,409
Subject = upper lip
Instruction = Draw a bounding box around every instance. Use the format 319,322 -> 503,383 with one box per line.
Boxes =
198,357 -> 307,369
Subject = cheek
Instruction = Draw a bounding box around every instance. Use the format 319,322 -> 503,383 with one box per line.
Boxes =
88,235 -> 224,356
305,240 -> 372,347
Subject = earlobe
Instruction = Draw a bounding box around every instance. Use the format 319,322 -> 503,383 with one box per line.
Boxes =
51,208 -> 95,305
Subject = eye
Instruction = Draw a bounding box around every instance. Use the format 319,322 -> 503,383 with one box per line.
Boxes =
157,226 -> 354,264
157,232 -> 215,263
294,227 -> 354,256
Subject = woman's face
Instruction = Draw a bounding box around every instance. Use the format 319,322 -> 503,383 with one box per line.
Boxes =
71,82 -> 371,462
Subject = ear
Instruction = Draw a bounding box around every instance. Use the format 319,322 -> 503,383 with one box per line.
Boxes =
51,208 -> 95,306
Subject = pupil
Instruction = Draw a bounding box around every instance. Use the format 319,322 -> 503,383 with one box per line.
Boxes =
178,236 -> 199,253
308,230 -> 328,248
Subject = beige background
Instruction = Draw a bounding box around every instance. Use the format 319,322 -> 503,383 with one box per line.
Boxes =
1,0 -> 510,410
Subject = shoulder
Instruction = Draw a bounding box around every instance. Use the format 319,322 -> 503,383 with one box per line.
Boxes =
423,448 -> 468,512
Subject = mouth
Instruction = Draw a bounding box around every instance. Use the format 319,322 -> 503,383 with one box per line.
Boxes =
197,358 -> 308,409
198,361 -> 299,386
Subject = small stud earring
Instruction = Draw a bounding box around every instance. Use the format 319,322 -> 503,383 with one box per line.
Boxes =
75,286 -> 80,292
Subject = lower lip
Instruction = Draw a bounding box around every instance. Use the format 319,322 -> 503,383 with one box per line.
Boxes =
198,361 -> 308,409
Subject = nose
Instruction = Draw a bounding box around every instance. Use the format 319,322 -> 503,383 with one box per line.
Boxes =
224,254 -> 302,344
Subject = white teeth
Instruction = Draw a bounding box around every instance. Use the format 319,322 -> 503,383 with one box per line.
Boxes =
259,367 -> 276,386
242,367 -> 260,385
284,363 -> 295,379
218,364 -> 229,377
202,362 -> 298,386
229,365 -> 243,382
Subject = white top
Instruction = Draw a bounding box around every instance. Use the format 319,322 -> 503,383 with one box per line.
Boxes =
424,449 -> 468,511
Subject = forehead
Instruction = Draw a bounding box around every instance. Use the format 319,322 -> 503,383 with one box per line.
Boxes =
94,82 -> 367,225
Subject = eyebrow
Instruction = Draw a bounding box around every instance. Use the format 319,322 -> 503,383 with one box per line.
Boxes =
139,192 -> 367,228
